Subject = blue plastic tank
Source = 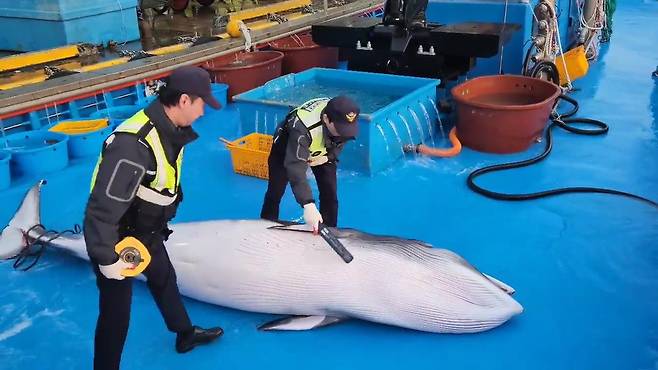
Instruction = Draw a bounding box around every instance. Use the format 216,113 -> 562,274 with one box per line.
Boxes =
0,131 -> 69,178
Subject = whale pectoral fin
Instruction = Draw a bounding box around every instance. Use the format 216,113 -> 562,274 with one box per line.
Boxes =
268,223 -> 311,233
483,273 -> 516,295
269,220 -> 303,227
258,315 -> 348,331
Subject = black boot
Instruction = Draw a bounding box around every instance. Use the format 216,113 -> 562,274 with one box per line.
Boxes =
405,0 -> 428,30
175,326 -> 223,354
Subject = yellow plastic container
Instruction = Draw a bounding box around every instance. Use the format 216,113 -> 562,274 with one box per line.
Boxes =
49,119 -> 109,135
555,46 -> 589,86
221,133 -> 273,180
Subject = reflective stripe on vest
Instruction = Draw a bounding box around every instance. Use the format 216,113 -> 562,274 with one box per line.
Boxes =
90,110 -> 183,205
294,98 -> 329,159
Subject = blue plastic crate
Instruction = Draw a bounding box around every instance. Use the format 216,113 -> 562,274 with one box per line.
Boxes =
233,68 -> 440,174
0,0 -> 139,51
87,104 -> 144,122
77,83 -> 151,118
84,83 -> 228,122
0,100 -> 80,135
0,82 -> 152,137
0,81 -> 227,138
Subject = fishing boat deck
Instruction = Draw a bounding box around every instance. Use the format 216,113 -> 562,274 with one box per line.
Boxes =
1,1 -> 657,369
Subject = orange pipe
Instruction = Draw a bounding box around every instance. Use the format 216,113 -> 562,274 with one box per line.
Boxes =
414,127 -> 462,157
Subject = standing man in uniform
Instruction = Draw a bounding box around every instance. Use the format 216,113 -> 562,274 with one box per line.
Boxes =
260,96 -> 360,232
84,66 -> 223,370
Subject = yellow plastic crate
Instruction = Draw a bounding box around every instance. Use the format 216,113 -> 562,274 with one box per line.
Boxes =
221,133 -> 273,179
49,118 -> 109,135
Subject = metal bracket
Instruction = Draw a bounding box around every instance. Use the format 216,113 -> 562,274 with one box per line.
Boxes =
356,40 -> 373,50
416,45 -> 435,56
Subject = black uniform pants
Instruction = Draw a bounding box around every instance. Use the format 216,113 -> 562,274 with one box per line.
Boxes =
93,238 -> 192,370
260,157 -> 338,227
384,0 -> 428,26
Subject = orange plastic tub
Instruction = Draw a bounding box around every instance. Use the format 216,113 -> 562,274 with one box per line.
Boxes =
269,33 -> 339,74
204,51 -> 284,101
452,75 -> 561,153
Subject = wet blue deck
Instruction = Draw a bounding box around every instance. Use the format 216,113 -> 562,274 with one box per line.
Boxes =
1,1 -> 658,369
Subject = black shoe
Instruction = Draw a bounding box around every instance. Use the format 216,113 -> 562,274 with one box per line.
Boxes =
175,326 -> 223,354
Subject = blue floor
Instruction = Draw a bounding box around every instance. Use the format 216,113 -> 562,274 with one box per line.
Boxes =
2,1 -> 658,369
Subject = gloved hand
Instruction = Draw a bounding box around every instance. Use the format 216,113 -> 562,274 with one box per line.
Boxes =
99,258 -> 135,280
303,203 -> 323,234
308,156 -> 329,167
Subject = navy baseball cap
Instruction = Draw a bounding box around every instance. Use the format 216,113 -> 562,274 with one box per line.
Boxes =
324,95 -> 360,137
167,66 -> 221,109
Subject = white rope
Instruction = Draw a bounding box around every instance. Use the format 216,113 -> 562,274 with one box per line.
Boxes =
577,0 -> 605,59
238,21 -> 254,51
45,104 -> 52,128
553,16 -> 573,89
498,0 -> 510,74
116,0 -> 129,45
528,2 -> 540,24
579,0 -> 604,30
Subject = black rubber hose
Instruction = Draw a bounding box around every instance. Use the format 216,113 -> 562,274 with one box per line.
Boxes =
522,44 -> 534,76
467,94 -> 658,209
529,60 -> 560,85
551,93 -> 578,119
11,224 -> 81,271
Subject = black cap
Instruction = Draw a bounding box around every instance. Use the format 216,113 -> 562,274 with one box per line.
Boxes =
167,66 -> 221,110
324,95 -> 360,138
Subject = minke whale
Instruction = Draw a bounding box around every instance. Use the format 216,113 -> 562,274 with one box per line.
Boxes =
0,181 -> 523,334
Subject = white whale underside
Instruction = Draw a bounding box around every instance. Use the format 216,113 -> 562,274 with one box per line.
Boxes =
49,219 -> 523,334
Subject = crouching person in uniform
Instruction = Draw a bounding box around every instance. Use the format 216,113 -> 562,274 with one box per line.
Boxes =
260,96 -> 360,232
83,66 -> 223,370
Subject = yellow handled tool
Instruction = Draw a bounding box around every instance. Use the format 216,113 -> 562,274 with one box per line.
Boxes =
114,237 -> 151,277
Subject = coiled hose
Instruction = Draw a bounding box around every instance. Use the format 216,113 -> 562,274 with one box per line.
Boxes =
466,94 -> 658,208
